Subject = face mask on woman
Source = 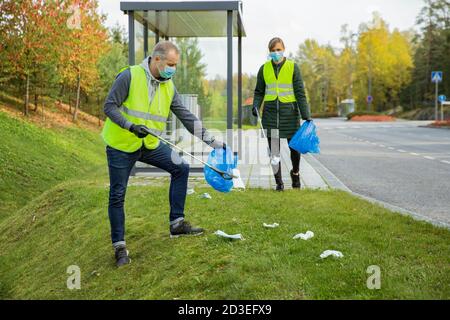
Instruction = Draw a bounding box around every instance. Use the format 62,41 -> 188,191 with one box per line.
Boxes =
269,51 -> 284,62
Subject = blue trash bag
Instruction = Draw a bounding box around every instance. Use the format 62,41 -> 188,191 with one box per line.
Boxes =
204,147 -> 236,193
288,120 -> 320,154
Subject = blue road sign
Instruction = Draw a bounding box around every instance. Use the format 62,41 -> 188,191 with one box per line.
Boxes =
439,95 -> 446,103
366,95 -> 373,103
431,71 -> 443,83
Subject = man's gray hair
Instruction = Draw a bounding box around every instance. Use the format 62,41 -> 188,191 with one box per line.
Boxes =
151,41 -> 180,60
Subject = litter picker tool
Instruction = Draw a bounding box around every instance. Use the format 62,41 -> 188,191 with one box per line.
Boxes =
142,126 -> 238,181
254,108 -> 280,166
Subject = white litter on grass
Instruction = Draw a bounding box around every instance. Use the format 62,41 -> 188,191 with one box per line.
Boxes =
200,193 -> 212,199
187,188 -> 195,195
214,230 -> 244,240
263,223 -> 280,228
293,231 -> 314,240
320,250 -> 344,259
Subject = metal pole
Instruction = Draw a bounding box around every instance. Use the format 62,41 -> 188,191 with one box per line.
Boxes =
368,72 -> 372,112
144,21 -> 148,57
238,24 -> 242,160
128,11 -> 135,65
227,10 -> 233,151
435,81 -> 439,121
155,10 -> 160,43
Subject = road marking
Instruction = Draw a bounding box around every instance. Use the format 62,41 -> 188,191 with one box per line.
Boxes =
388,147 -> 395,150
424,156 -> 435,160
441,160 -> 450,165
379,144 -> 386,147
397,149 -> 407,153
410,153 -> 420,156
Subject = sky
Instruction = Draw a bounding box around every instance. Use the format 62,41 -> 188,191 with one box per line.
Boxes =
97,0 -> 425,78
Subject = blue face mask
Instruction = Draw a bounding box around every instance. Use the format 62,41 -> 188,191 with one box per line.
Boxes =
269,51 -> 284,62
158,65 -> 176,79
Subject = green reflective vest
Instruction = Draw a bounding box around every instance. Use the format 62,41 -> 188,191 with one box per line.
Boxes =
102,65 -> 175,152
263,59 -> 297,103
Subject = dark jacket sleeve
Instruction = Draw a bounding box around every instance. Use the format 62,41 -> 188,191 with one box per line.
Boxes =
170,88 -> 215,145
103,69 -> 134,130
252,65 -> 266,111
293,63 -> 311,120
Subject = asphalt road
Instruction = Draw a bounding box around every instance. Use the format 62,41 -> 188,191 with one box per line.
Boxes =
311,118 -> 450,226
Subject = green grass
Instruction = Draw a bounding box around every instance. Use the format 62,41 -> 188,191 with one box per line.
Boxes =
0,181 -> 448,300
0,111 -> 106,220
0,110 -> 449,300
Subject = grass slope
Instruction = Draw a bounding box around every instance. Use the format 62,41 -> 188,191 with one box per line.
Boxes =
0,111 -> 106,219
1,181 -> 448,299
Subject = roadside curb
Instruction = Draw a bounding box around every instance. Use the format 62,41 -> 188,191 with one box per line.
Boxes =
305,154 -> 450,230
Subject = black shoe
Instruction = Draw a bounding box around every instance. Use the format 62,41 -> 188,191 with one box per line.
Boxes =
274,171 -> 284,192
290,170 -> 301,189
170,220 -> 204,238
115,246 -> 131,267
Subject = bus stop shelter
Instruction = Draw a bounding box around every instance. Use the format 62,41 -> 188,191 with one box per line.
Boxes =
120,1 -> 246,174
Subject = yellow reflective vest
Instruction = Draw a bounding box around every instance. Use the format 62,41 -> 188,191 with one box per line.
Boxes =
263,59 -> 297,103
102,65 -> 175,152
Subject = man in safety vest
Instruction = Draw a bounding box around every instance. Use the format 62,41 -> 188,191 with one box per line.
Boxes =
102,41 -> 225,267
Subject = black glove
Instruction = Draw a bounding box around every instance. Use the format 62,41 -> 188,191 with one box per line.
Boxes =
252,107 -> 259,118
305,118 -> 313,122
129,124 -> 149,138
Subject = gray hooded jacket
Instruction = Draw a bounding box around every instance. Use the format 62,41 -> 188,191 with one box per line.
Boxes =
103,56 -> 215,145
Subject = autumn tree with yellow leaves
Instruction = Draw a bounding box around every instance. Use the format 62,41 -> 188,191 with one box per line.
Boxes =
295,13 -> 414,113
355,14 -> 413,111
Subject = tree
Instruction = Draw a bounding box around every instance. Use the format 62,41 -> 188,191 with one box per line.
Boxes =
173,38 -> 209,117
355,13 -> 413,111
407,0 -> 450,108
97,38 -> 128,119
57,0 -> 109,121
0,0 -> 67,115
295,39 -> 339,112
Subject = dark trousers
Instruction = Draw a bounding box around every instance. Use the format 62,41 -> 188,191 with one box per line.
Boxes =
106,143 -> 190,245
267,137 -> 301,182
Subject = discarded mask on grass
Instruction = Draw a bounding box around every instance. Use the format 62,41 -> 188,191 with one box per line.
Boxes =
320,250 -> 344,259
293,231 -> 314,240
200,193 -> 212,199
214,230 -> 244,240
263,223 -> 280,229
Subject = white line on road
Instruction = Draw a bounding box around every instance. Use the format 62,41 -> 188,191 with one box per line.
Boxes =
388,147 -> 395,150
379,144 -> 386,147
397,149 -> 407,153
440,160 -> 450,165
424,156 -> 436,160
410,153 -> 420,156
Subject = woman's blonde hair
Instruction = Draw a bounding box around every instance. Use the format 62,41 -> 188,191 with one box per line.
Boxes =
268,37 -> 285,51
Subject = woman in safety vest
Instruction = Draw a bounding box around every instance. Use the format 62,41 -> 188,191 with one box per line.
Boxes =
252,37 -> 312,191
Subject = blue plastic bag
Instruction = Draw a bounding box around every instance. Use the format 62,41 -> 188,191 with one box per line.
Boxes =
204,147 -> 236,193
288,121 -> 320,154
